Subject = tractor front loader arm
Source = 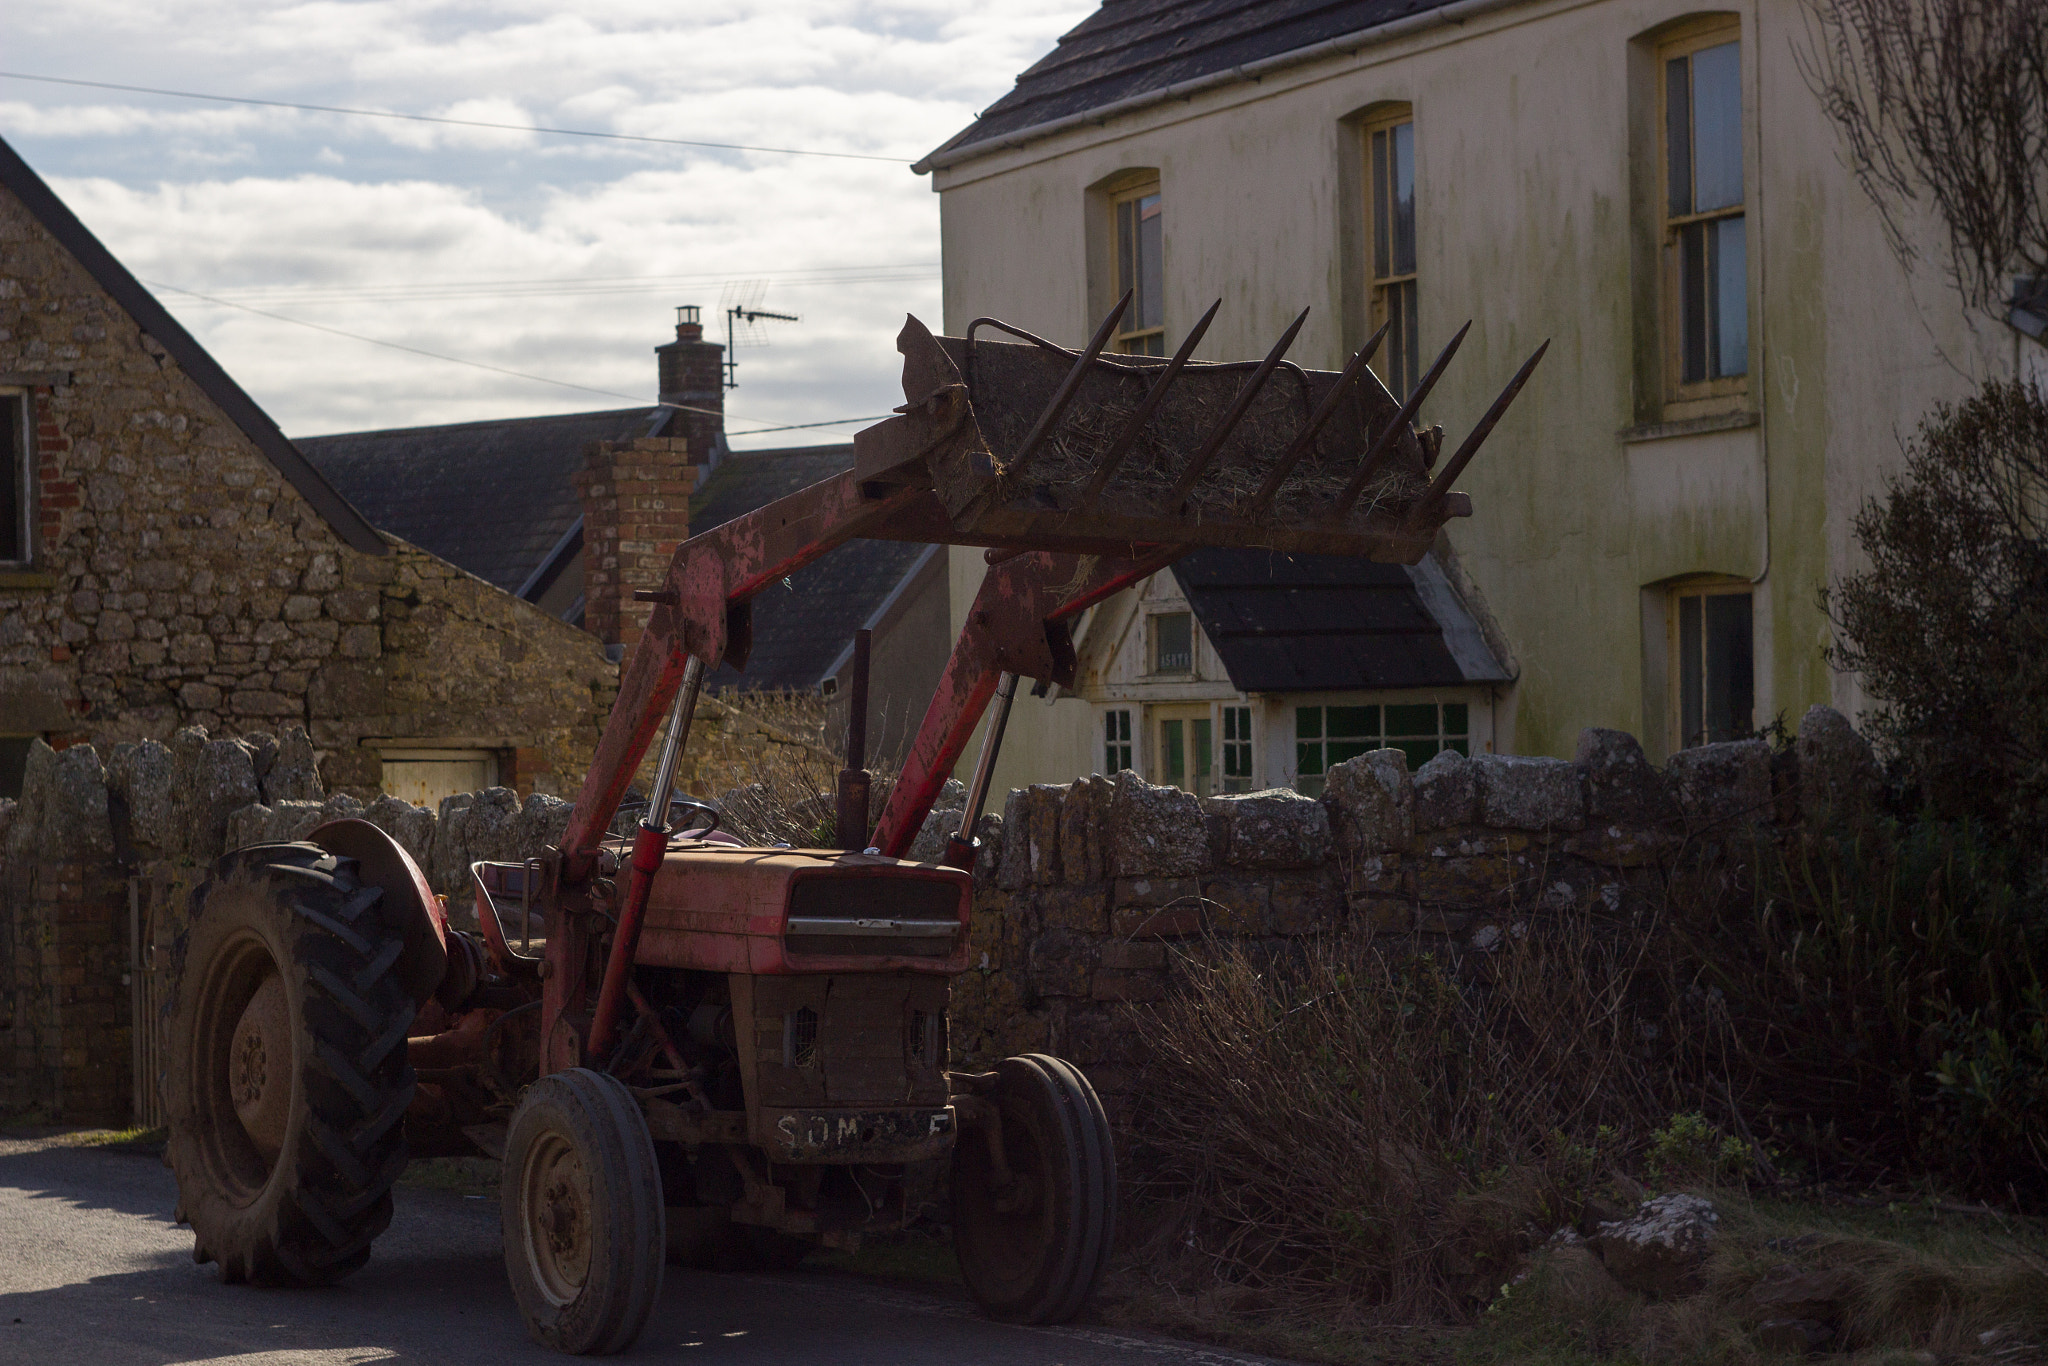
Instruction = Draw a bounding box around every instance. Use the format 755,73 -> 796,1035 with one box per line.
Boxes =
871,547 -> 1179,858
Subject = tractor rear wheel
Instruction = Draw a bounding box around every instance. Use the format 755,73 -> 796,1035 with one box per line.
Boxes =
504,1068 -> 666,1354
952,1053 -> 1116,1323
165,844 -> 417,1286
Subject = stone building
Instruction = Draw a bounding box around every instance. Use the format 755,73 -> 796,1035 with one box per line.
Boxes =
0,133 -> 617,803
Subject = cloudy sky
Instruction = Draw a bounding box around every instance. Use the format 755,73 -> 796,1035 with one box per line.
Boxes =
3,1 -> 1088,447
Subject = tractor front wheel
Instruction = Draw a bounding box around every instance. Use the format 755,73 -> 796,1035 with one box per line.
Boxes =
952,1054 -> 1116,1323
504,1068 -> 666,1354
165,844 -> 417,1286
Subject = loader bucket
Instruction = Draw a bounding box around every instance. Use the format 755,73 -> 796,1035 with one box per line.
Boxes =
850,305 -> 1545,565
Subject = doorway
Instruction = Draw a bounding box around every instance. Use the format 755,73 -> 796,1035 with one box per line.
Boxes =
1153,705 -> 1215,796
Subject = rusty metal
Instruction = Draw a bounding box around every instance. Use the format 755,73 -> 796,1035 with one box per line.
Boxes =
588,655 -> 704,1059
1077,297 -> 1222,511
1162,306 -> 1310,509
1331,319 -> 1472,519
229,971 -> 291,1160
1246,318 -> 1390,515
1002,291 -> 1132,479
1408,339 -> 1550,522
946,671 -> 1017,870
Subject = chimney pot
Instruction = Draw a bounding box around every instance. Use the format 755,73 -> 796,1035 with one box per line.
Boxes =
676,303 -> 702,341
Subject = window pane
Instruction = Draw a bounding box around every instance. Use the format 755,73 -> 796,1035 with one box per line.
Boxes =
1400,279 -> 1420,399
1193,719 -> 1212,778
1298,740 -> 1325,779
1679,593 -> 1703,747
1385,702 -> 1437,737
1394,739 -> 1440,769
1118,199 -> 1135,302
1442,702 -> 1468,736
1680,221 -> 1709,384
1327,705 -> 1379,739
1154,612 -> 1192,672
0,396 -> 21,562
1137,193 -> 1164,331
1704,592 -> 1754,742
1163,719 -> 1185,788
1372,129 -> 1390,279
1713,215 -> 1747,377
1327,739 -> 1375,767
1446,738 -> 1469,757
1665,55 -> 1692,216
1691,42 -> 1743,213
1386,280 -> 1412,398
1391,122 -> 1416,277
1296,706 -> 1323,740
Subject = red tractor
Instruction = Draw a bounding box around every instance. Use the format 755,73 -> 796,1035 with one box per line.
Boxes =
163,301 -> 1539,1352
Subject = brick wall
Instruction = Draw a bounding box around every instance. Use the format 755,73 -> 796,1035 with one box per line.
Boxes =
574,435 -> 693,649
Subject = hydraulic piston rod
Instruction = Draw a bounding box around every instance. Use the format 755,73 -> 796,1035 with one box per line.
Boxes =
588,654 -> 705,1059
944,671 -> 1018,871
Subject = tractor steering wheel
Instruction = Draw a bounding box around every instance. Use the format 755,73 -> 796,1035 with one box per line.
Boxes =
650,796 -> 722,838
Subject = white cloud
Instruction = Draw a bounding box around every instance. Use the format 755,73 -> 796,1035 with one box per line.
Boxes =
4,1 -> 1092,444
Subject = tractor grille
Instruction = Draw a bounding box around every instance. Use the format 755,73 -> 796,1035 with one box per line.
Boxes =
783,873 -> 963,959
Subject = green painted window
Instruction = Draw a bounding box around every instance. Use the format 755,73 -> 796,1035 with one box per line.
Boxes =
1294,701 -> 1470,794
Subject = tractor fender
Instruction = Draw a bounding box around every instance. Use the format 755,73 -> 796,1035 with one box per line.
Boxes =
309,817 -> 449,1007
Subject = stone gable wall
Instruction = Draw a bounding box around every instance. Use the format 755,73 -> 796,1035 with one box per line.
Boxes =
0,179 -> 617,799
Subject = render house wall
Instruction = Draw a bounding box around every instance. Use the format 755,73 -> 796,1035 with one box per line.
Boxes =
0,161 -> 617,801
926,0 -> 2019,780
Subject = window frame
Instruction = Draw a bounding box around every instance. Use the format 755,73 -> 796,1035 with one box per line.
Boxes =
1657,21 -> 1749,413
1102,706 -> 1135,776
1149,609 -> 1195,676
1220,704 -> 1254,793
1665,579 -> 1755,751
1,389 -> 34,568
1363,104 -> 1419,398
1110,180 -> 1165,356
1293,698 -> 1472,795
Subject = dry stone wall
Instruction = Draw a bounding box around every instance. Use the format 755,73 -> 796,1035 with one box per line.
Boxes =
0,723 -> 575,1121
943,707 -> 1881,1119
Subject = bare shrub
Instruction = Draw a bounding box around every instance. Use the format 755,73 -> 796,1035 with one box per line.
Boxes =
1801,0 -> 2048,313
668,688 -> 898,847
1118,910 -> 1698,1324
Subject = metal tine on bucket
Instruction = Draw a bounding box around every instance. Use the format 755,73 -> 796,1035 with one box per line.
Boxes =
1005,290 -> 1132,478
1245,318 -> 1390,517
1330,319 -> 1473,520
1163,306 -> 1311,511
1406,339 -> 1550,522
1077,298 -> 1222,512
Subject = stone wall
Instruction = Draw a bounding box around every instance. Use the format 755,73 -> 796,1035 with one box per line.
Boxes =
0,723 -> 580,1122
942,706 -> 1880,1119
1,172 -> 617,800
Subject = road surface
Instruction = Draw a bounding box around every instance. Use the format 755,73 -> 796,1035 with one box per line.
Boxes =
0,1133 -> 1289,1365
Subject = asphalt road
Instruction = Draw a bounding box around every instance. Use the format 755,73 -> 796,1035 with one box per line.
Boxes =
0,1135 -> 1291,1366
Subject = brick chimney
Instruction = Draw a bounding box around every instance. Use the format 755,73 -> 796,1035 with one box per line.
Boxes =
656,305 -> 726,468
573,308 -> 726,653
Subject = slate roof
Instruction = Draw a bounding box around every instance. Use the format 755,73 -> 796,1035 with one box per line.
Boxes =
1172,546 -> 1509,692
693,446 -> 936,694
923,0 -> 1467,167
0,134 -> 384,554
298,408 -> 662,595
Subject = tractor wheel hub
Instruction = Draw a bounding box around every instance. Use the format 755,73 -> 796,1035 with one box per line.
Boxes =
229,972 -> 291,1160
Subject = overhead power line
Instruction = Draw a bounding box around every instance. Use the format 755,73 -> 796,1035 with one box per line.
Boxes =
168,263 -> 938,307
0,70 -> 916,164
143,279 -> 886,436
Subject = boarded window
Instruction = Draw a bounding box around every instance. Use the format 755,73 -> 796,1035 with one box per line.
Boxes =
381,749 -> 500,809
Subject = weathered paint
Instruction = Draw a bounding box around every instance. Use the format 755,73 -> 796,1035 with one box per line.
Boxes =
929,0 -> 2011,768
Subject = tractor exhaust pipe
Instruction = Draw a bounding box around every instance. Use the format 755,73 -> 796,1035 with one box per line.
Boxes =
835,628 -> 873,850
945,671 -> 1017,871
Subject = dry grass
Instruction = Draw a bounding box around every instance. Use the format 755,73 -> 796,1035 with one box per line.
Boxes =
1117,911 -> 1685,1328
670,688 -> 900,847
1468,1193 -> 2048,1366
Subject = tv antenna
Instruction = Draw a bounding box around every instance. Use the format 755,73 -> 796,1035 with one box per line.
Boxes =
717,279 -> 798,389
